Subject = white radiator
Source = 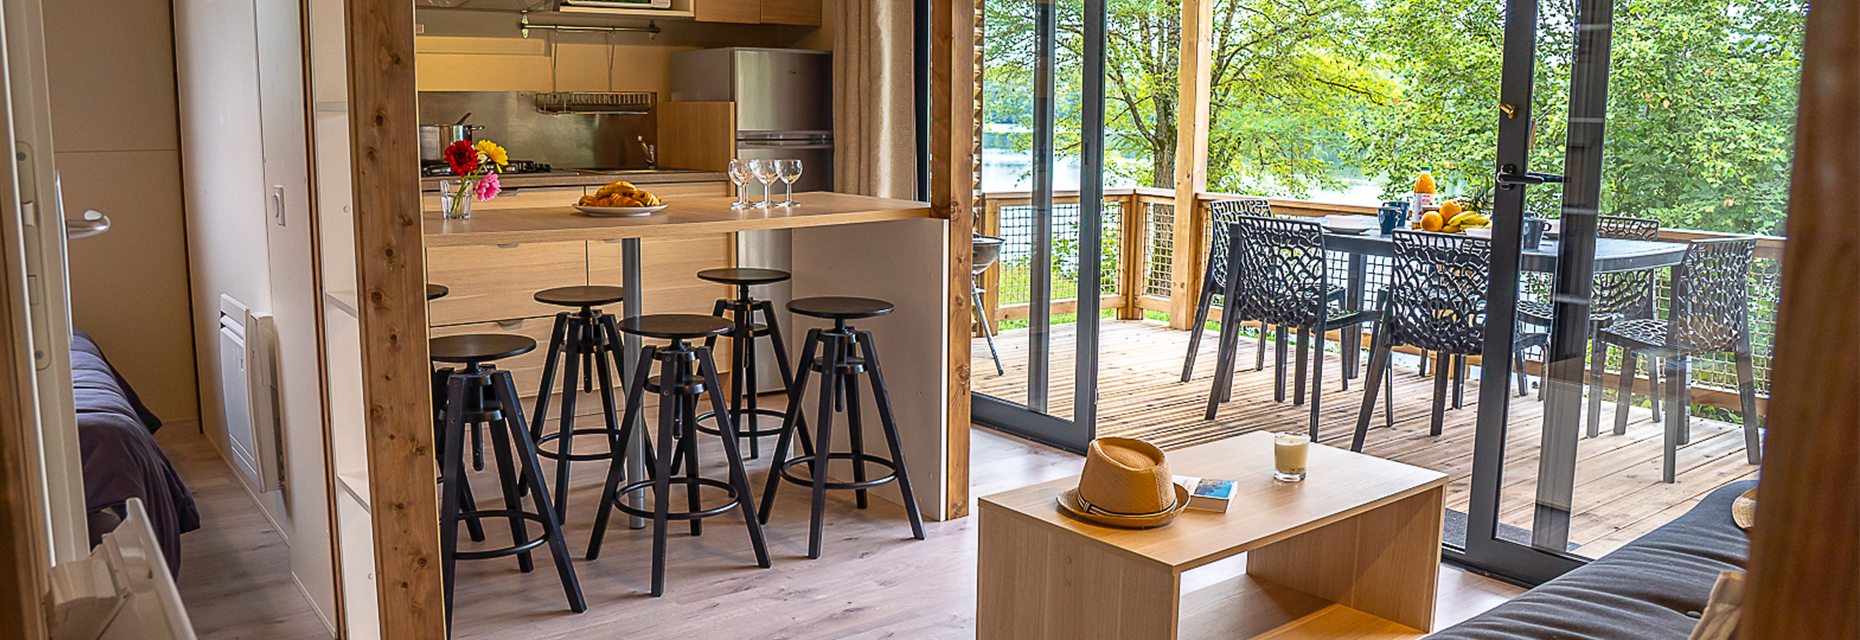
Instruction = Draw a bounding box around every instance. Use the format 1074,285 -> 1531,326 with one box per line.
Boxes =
218,295 -> 284,493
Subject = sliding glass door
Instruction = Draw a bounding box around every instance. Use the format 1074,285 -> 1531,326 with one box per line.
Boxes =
971,0 -> 1110,452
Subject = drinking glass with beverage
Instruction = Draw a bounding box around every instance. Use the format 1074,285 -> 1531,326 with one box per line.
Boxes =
1273,433 -> 1309,482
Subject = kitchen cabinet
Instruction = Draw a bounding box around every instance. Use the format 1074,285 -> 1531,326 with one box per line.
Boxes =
695,0 -> 821,26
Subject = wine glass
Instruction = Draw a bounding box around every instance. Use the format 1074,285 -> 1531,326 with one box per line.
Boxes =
728,159 -> 752,210
776,159 -> 803,207
751,159 -> 779,208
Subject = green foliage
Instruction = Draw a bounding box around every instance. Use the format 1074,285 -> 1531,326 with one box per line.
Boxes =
982,0 -> 1807,235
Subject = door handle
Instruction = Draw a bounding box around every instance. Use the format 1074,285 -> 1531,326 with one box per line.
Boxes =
270,186 -> 287,226
65,209 -> 110,239
1496,164 -> 1565,189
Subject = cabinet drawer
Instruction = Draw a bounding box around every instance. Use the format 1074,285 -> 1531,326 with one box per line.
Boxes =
429,317 -> 610,417
587,234 -> 732,316
426,241 -> 587,326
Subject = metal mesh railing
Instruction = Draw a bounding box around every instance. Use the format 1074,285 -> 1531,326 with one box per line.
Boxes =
1144,201 -> 1174,298
992,199 -> 1124,308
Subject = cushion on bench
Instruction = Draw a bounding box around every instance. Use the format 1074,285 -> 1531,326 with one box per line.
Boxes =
1428,480 -> 1754,640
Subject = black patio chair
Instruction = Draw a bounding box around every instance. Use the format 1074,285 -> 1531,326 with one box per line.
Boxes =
1180,198 -> 1273,383
1591,237 -> 1762,483
1351,231 -> 1548,452
1205,215 -> 1380,440
1520,216 -> 1666,427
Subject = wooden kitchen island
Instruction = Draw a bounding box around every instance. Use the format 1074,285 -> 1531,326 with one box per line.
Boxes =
421,191 -> 960,520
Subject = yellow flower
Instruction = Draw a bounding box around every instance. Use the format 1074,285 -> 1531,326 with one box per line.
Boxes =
474,140 -> 508,168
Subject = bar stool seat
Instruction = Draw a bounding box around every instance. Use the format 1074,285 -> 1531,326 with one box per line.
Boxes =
534,284 -> 627,307
787,296 -> 895,320
431,334 -> 536,363
619,314 -> 733,340
427,284 -> 450,300
697,267 -> 793,286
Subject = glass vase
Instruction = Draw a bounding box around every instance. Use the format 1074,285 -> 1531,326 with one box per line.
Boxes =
440,180 -> 474,220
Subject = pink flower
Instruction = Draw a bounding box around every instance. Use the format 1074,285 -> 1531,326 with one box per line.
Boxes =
474,172 -> 501,201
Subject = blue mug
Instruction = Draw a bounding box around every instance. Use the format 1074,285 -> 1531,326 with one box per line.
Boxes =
1377,201 -> 1409,235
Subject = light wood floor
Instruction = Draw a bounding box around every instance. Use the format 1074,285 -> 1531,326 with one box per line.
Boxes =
154,425 -> 333,640
972,320 -> 1762,558
446,419 -> 1521,639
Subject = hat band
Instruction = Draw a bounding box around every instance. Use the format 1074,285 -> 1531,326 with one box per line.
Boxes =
1077,493 -> 1178,519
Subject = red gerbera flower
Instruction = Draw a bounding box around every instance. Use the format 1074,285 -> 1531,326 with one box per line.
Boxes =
443,140 -> 479,176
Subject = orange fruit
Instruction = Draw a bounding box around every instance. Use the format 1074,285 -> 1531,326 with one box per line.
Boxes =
1420,211 -> 1444,232
1414,172 -> 1437,195
1440,201 -> 1463,219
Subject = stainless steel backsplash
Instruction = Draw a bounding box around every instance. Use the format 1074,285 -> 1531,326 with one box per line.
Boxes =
418,91 -> 656,170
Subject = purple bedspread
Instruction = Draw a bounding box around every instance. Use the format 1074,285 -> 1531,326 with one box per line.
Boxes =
72,329 -> 198,576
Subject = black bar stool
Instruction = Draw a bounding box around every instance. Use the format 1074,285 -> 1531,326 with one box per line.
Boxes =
529,285 -> 629,524
586,314 -> 770,597
430,334 -> 584,630
694,268 -> 796,459
759,296 -> 926,559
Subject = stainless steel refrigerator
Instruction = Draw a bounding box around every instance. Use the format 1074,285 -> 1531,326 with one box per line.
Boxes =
671,48 -> 833,393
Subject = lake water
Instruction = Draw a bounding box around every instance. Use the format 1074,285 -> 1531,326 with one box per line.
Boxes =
979,148 -> 1388,204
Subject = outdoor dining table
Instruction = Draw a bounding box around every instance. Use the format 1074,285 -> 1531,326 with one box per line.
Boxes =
1315,215 -> 1690,551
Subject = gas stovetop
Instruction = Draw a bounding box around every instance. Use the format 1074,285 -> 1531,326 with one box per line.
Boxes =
421,160 -> 554,177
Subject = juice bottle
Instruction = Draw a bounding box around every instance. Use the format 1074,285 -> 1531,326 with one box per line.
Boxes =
1410,169 -> 1438,217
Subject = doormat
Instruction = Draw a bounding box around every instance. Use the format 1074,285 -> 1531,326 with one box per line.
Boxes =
1444,509 -> 1581,552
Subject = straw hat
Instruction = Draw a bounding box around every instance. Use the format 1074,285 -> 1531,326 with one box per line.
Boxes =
1732,488 -> 1757,530
1055,437 -> 1189,529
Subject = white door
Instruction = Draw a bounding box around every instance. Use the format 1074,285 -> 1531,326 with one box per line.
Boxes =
0,0 -> 87,563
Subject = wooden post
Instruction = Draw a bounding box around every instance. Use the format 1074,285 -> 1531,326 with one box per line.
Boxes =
1119,192 -> 1145,320
345,0 -> 444,634
1167,0 -> 1214,329
932,0 -> 978,520
1739,0 -> 1860,635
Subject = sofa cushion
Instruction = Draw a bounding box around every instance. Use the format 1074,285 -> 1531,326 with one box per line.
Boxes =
1428,480 -> 1755,640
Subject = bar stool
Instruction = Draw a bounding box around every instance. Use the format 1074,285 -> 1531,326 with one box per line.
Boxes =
585,314 -> 770,597
430,334 -> 584,629
529,285 -> 629,524
759,296 -> 926,559
694,268 -> 796,459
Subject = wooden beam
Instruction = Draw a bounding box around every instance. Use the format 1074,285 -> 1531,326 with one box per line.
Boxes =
993,295 -> 1126,322
344,0 -> 444,634
1167,0 -> 1214,329
0,223 -> 50,639
932,0 -> 978,520
1740,0 -> 1860,635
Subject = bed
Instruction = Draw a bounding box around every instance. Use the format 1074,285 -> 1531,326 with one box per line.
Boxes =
72,329 -> 199,577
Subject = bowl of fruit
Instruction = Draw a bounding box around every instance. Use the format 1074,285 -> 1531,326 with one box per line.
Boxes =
575,181 -> 666,216
1413,200 -> 1492,236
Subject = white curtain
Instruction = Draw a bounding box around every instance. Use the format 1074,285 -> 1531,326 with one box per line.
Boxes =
831,0 -> 916,200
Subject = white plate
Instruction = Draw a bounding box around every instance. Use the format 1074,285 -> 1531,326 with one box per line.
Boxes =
1463,227 -> 1493,239
574,204 -> 668,217
1320,215 -> 1378,234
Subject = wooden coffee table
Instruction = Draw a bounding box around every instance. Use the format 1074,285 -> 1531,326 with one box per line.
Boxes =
977,432 -> 1448,640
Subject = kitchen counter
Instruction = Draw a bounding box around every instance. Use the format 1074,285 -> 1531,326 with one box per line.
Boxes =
418,168 -> 728,192
423,192 -> 933,246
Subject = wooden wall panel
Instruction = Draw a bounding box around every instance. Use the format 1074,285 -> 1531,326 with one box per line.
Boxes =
1739,0 -> 1860,636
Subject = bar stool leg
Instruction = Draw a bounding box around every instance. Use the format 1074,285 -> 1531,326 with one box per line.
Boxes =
648,361 -> 679,597
854,331 -> 926,539
807,332 -> 844,559
760,328 -> 821,524
550,322 -> 584,524
491,372 -> 586,613
694,347 -> 770,567
762,301 -> 817,466
439,377 -> 468,632
844,344 -> 870,510
587,346 -> 658,560
682,380 -> 704,537
481,378 -> 535,574
531,313 -> 571,443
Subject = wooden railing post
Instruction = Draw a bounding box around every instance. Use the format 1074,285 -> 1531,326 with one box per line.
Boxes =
1167,0 -> 1214,330
1118,192 -> 1145,319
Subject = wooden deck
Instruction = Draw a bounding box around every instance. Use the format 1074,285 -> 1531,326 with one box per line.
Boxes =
972,320 -> 1760,559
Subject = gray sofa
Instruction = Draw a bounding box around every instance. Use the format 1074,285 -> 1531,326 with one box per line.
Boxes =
1429,480 -> 1754,639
